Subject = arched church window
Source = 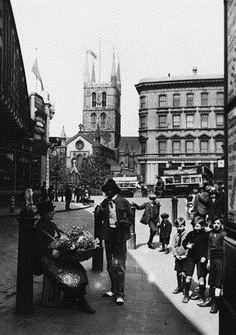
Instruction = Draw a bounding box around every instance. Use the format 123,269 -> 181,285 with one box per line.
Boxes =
102,92 -> 106,107
91,113 -> 97,129
92,92 -> 96,107
101,113 -> 106,129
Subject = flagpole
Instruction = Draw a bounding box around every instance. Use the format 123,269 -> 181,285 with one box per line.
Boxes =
99,37 -> 101,84
35,48 -> 38,93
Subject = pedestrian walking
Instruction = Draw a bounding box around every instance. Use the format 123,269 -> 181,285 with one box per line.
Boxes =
132,193 -> 161,249
40,182 -> 48,201
198,218 -> 226,313
48,185 -> 54,202
171,217 -> 188,294
35,199 -> 95,313
94,179 -> 134,305
65,184 -> 72,210
182,217 -> 209,304
159,213 -> 172,253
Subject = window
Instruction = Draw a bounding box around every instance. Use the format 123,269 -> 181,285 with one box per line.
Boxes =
172,140 -> 181,155
200,140 -> 209,154
186,114 -> 194,128
216,114 -> 224,127
141,142 -> 146,155
102,92 -> 106,107
159,94 -> 167,108
201,92 -> 208,106
159,140 -> 166,155
92,92 -> 96,107
186,140 -> 194,154
216,92 -> 224,106
186,93 -> 194,107
101,113 -> 106,128
91,113 -> 97,128
140,96 -> 146,109
140,116 -> 147,129
201,114 -> 208,128
158,115 -> 167,128
173,94 -> 180,108
173,114 -> 181,128
216,140 -> 223,154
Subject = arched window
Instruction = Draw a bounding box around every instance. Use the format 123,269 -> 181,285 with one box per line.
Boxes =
92,92 -> 96,107
101,112 -> 106,128
91,113 -> 97,128
102,92 -> 106,107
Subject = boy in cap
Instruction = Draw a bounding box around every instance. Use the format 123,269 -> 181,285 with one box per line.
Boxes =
95,179 -> 134,305
159,213 -> 172,253
182,217 -> 209,303
171,217 -> 188,294
132,193 -> 161,249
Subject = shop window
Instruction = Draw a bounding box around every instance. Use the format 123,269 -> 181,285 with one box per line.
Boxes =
0,152 -> 15,190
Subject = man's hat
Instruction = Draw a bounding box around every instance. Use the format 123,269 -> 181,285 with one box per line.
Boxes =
149,193 -> 157,200
37,199 -> 55,214
161,213 -> 169,219
101,179 -> 120,194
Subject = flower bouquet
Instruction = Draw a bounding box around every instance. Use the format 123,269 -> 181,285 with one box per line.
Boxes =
50,226 -> 100,263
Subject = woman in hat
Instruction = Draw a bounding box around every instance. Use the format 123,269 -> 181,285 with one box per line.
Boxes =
34,199 -> 95,313
159,213 -> 172,253
95,179 -> 134,306
132,193 -> 161,249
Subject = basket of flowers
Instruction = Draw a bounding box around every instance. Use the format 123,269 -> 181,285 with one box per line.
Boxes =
50,226 -> 100,263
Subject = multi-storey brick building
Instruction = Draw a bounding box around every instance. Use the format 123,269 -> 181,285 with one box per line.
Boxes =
135,74 -> 224,187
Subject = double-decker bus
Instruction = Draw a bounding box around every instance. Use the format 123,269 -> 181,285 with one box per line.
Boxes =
113,176 -> 139,197
158,165 -> 213,196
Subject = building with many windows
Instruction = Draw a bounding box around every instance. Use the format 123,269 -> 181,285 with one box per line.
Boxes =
135,74 -> 224,187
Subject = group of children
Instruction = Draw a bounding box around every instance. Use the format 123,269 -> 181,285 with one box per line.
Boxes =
171,215 -> 226,314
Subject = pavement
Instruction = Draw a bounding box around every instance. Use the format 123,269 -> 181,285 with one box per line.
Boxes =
0,197 -> 219,334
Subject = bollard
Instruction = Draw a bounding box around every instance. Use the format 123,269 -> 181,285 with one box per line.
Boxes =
128,205 -> 136,249
92,207 -> 103,272
15,205 -> 37,315
171,196 -> 178,224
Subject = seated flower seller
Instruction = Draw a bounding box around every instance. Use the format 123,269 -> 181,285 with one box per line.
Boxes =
35,199 -> 95,313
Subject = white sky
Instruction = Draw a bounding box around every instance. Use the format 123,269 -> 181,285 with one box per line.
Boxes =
11,0 -> 224,138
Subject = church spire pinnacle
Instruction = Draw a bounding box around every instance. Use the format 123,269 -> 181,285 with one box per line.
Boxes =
84,50 -> 90,83
111,49 -> 116,82
91,62 -> 96,82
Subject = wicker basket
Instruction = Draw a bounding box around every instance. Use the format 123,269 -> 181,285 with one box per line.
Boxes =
58,247 -> 97,263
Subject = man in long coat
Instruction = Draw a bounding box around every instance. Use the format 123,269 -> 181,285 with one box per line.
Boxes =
95,179 -> 134,306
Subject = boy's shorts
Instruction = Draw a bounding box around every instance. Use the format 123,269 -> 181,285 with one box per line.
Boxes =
174,258 -> 186,273
185,258 -> 207,278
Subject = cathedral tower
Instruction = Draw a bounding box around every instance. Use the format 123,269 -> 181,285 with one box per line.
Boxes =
82,50 -> 121,150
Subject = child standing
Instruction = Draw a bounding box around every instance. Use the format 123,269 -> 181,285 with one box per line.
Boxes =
198,218 -> 226,313
171,218 -> 188,294
182,217 -> 209,304
159,213 -> 172,254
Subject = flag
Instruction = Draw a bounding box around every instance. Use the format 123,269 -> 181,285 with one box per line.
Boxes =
32,58 -> 44,91
87,50 -> 97,59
